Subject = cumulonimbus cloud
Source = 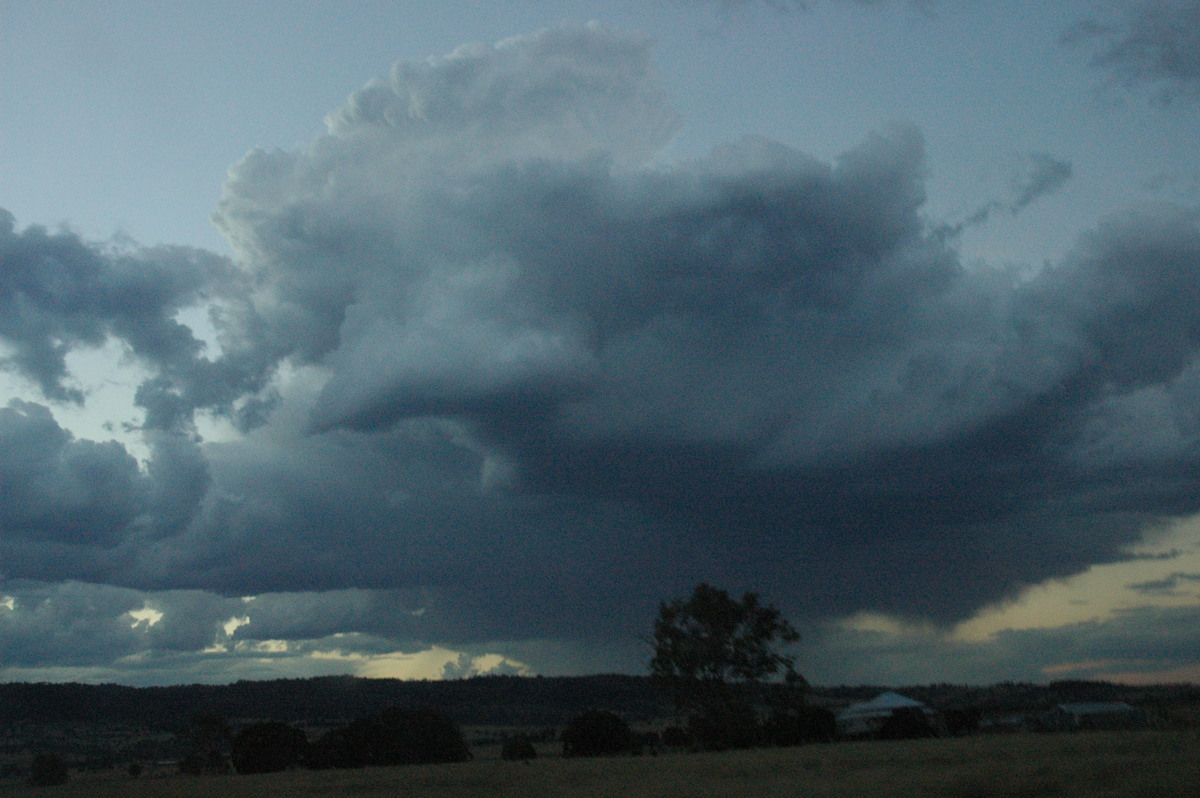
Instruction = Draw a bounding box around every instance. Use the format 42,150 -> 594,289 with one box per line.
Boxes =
4,22 -> 1200,674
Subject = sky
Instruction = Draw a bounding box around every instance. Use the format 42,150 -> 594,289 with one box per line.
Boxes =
2,0 -> 1200,687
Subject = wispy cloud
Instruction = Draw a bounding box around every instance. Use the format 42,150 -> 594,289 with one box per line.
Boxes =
1065,0 -> 1200,104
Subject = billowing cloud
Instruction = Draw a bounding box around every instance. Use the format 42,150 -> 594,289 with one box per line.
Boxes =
200,24 -> 1200,634
4,22 -> 1200,680
0,211 -> 217,404
1065,0 -> 1200,103
0,401 -> 143,546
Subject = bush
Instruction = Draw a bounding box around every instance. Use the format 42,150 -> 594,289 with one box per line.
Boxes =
28,753 -> 69,786
231,722 -> 309,774
562,710 -> 634,757
501,736 -> 537,761
307,707 -> 470,769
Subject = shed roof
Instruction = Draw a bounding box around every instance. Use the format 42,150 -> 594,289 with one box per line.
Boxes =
837,692 -> 928,720
1055,702 -> 1137,715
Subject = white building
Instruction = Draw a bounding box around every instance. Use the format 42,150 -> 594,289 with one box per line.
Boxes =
835,691 -> 934,738
1041,702 -> 1146,731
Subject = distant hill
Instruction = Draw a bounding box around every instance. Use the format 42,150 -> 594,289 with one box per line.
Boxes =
1,675 -> 1197,730
0,674 -> 670,729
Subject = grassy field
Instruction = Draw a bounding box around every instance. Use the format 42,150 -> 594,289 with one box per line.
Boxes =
3,730 -> 1197,797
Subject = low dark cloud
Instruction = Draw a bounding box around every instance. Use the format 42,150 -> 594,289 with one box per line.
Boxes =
0,401 -> 143,546
4,23 -> 1200,677
1128,571 -> 1200,595
1065,0 -> 1200,103
805,603 -> 1200,684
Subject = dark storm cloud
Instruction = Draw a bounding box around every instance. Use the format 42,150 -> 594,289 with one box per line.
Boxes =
0,398 -> 219,588
1065,0 -> 1200,103
0,211 -> 286,564
0,211 -> 220,404
196,23 -> 1200,640
6,22 -> 1200,674
0,581 -> 245,667
0,400 -> 144,547
0,209 -> 282,435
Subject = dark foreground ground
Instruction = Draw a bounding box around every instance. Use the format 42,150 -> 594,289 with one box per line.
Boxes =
2,730 -> 1197,798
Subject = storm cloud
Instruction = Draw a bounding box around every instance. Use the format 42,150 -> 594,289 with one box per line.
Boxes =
4,21 -> 1200,678
1066,0 -> 1200,103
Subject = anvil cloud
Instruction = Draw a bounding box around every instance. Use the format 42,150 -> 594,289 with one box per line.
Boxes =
3,1 -> 1200,685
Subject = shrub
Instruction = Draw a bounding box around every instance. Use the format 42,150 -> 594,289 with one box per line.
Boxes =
28,753 -> 69,786
231,721 -> 309,774
562,710 -> 634,757
501,736 -> 537,761
372,707 -> 472,766
307,707 -> 470,769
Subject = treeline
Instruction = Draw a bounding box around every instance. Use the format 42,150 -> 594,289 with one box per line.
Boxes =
2,676 -> 1198,730
0,674 -> 669,728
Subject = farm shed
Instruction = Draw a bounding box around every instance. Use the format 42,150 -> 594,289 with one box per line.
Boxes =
1040,702 -> 1146,732
835,692 -> 934,738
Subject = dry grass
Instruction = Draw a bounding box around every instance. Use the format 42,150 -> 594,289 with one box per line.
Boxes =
3,730 -> 1197,797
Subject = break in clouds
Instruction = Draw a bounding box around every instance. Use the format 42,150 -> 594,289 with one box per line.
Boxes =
4,21 -> 1200,677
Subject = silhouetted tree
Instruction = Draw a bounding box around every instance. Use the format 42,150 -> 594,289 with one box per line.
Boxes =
501,736 -> 537,761
371,707 -> 471,765
231,722 -> 309,774
561,710 -> 634,757
27,753 -> 69,786
649,583 -> 802,750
